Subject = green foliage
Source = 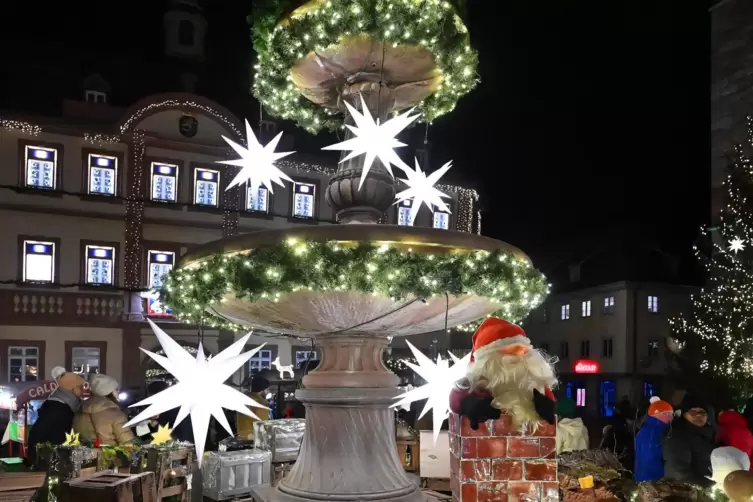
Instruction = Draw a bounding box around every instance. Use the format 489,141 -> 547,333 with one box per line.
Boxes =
250,0 -> 478,132
160,240 -> 548,331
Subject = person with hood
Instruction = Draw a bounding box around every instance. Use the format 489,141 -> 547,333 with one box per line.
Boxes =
634,396 -> 673,482
556,397 -> 588,454
237,376 -> 270,440
73,374 -> 134,446
663,394 -> 715,486
717,409 -> 753,469
27,367 -> 86,465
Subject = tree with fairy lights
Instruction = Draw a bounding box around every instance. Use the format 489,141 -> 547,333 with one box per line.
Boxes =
669,116 -> 753,404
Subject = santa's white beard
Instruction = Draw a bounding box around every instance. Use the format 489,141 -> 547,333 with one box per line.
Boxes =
467,348 -> 558,428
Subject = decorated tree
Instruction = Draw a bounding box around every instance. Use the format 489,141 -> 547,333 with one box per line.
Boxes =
669,116 -> 753,404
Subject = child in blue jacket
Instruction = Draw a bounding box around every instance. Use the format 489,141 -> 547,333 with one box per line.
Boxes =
634,396 -> 673,482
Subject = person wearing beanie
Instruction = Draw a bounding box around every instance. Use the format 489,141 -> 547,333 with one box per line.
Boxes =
663,393 -> 715,486
634,396 -> 673,482
73,374 -> 134,446
556,397 -> 588,454
27,367 -> 86,465
237,376 -> 270,440
717,409 -> 753,470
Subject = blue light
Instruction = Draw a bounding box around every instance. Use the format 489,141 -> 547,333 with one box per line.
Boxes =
32,149 -> 50,159
95,156 -> 111,167
157,165 -> 173,175
32,244 -> 48,253
200,170 -> 215,180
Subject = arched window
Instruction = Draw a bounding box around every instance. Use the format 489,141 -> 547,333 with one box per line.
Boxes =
178,19 -> 195,46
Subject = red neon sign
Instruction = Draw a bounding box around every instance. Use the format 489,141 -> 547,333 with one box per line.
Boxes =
574,360 -> 600,374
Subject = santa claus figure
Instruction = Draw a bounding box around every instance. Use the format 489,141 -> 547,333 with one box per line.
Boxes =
449,317 -> 557,430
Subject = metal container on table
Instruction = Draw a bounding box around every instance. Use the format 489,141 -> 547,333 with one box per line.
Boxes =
202,449 -> 271,501
252,419 -> 305,463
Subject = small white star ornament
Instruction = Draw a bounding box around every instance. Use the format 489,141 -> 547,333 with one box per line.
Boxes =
395,159 -> 453,225
322,94 -> 419,190
392,341 -> 471,444
218,119 -> 295,193
728,237 -> 746,254
125,319 -> 269,465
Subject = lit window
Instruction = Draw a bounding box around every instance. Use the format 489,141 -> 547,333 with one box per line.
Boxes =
559,342 -> 569,359
398,200 -> 413,226
561,304 -> 570,320
576,388 -> 586,407
602,338 -> 613,358
604,296 -> 615,314
581,300 -> 591,317
150,162 -> 179,202
432,206 -> 450,230
292,182 -> 315,218
648,295 -> 659,313
85,90 -> 107,104
580,340 -> 590,357
643,381 -> 657,398
194,168 -> 220,206
8,347 -> 38,382
71,347 -> 101,381
247,186 -> 269,213
24,146 -> 57,190
248,349 -> 273,371
147,250 -> 175,289
22,240 -> 55,283
84,245 -> 115,286
87,154 -> 117,196
295,350 -> 319,369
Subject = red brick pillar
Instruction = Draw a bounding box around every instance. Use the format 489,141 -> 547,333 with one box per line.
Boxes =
449,413 -> 558,502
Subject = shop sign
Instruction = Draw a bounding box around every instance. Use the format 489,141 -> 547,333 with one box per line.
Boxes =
574,359 -> 599,374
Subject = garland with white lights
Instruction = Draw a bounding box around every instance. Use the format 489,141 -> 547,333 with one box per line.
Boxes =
159,240 -> 548,331
251,0 -> 478,132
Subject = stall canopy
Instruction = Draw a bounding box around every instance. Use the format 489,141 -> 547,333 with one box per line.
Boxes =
0,380 -> 58,410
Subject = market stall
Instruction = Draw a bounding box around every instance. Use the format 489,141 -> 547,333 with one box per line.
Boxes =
0,380 -> 58,458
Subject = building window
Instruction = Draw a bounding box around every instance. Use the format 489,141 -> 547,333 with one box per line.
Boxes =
561,304 -> 570,320
24,145 -> 57,190
247,186 -> 269,213
541,342 -> 550,353
193,168 -> 220,206
8,347 -> 38,382
432,206 -> 450,230
178,19 -> 196,46
648,295 -> 659,313
600,380 -> 616,417
602,338 -> 613,358
87,154 -> 117,196
147,250 -> 175,289
604,296 -> 615,314
292,182 -> 315,218
643,381 -> 657,398
559,341 -> 569,359
85,90 -> 107,104
398,200 -> 413,226
580,340 -> 590,357
150,162 -> 179,202
84,245 -> 115,286
295,350 -> 319,369
22,240 -> 56,283
71,347 -> 101,381
648,340 -> 660,358
576,388 -> 586,407
248,349 -> 273,372
581,300 -> 591,317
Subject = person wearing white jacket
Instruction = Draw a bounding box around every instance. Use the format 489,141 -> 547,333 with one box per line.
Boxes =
556,397 -> 589,454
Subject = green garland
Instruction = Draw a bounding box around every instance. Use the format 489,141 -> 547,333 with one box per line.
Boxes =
160,240 -> 548,332
251,0 -> 479,132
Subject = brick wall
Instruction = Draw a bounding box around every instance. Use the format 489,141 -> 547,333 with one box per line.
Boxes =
449,413 -> 558,502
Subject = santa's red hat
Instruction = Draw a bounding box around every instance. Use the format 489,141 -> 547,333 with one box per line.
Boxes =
471,317 -> 532,363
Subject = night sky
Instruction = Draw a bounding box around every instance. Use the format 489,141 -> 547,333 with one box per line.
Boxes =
1,0 -> 711,280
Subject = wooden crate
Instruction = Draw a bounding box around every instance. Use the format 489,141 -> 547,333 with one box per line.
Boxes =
60,470 -> 156,502
0,489 -> 36,502
396,439 -> 420,473
138,448 -> 194,502
0,472 -> 46,502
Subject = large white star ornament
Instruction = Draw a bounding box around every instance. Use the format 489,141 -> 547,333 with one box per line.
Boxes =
218,119 -> 295,193
322,94 -> 419,190
395,159 -> 452,225
392,341 -> 471,444
728,237 -> 746,254
125,319 -> 268,465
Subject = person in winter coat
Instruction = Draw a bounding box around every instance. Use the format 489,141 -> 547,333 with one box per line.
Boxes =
142,380 -> 193,443
634,396 -> 673,482
716,410 -> 753,470
237,376 -> 270,440
556,397 -> 588,454
73,375 -> 134,446
663,394 -> 715,487
27,368 -> 86,465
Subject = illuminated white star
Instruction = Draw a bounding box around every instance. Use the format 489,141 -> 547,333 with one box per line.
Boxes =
392,341 -> 471,443
395,159 -> 452,225
728,237 -> 746,254
322,94 -> 419,190
218,119 -> 295,193
125,320 -> 268,465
